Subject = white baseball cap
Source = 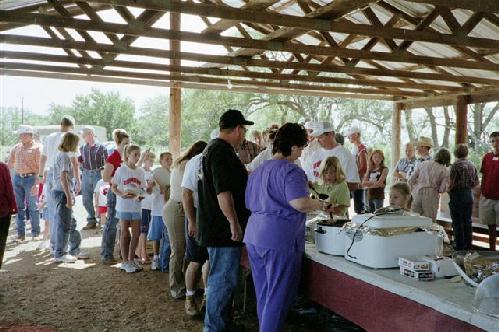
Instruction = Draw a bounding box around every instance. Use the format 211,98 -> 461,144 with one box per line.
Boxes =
345,125 -> 361,137
15,124 -> 35,135
210,128 -> 219,140
304,121 -> 319,130
310,122 -> 335,137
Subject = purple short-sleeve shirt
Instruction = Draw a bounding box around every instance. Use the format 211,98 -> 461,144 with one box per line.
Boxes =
244,159 -> 309,251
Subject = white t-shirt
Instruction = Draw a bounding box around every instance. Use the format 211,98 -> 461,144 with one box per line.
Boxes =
299,139 -> 321,178
94,179 -> 110,207
169,162 -> 186,203
151,167 -> 170,216
141,169 -> 154,210
181,153 -> 202,208
112,164 -> 146,214
42,132 -> 78,170
305,145 -> 360,183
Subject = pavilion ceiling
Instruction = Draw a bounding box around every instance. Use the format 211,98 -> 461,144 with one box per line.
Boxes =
1,0 -> 499,101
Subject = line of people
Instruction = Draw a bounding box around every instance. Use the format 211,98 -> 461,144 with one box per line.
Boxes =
1,111 -> 498,332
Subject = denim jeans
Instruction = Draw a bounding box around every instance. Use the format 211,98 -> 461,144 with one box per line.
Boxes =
449,189 -> 474,250
53,191 -> 81,258
159,226 -> 171,272
81,169 -> 101,225
100,190 -> 119,260
45,169 -> 57,251
13,174 -> 40,237
369,198 -> 384,213
353,189 -> 366,214
204,246 -> 241,332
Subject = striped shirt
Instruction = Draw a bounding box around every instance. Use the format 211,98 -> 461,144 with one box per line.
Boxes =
449,158 -> 479,191
9,142 -> 41,175
78,143 -> 108,171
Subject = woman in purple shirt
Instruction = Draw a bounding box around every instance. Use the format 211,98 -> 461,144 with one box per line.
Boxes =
244,123 -> 325,332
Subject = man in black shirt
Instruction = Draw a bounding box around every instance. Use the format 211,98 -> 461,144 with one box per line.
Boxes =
197,109 -> 253,331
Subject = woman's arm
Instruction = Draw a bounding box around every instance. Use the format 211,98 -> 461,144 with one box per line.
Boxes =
289,197 -> 323,213
370,168 -> 389,188
61,170 -> 73,209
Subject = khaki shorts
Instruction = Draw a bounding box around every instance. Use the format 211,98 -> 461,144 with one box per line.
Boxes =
479,196 -> 499,226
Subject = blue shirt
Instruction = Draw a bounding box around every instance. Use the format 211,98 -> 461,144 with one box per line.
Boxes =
244,159 -> 309,252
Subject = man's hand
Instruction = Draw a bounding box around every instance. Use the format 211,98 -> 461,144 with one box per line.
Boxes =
230,222 -> 242,242
188,220 -> 197,237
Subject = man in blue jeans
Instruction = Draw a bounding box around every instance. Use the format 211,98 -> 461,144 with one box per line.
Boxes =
78,126 -> 108,230
197,109 -> 253,331
8,125 -> 42,241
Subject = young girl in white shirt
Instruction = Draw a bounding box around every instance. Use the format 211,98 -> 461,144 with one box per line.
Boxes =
111,144 -> 150,273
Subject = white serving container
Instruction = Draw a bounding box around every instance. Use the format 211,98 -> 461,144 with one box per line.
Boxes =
314,222 -> 346,256
344,214 -> 443,269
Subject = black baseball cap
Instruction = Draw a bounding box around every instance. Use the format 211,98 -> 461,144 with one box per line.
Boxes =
219,109 -> 254,129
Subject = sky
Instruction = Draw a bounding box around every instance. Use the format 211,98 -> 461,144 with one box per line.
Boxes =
0,9 -> 233,115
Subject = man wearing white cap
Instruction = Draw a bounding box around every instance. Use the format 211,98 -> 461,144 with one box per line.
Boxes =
8,125 -> 42,241
347,125 -> 368,214
306,121 -> 360,188
39,115 -> 81,252
78,126 -> 108,230
299,121 -> 321,175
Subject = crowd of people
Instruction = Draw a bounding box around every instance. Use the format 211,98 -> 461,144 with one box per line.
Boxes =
0,110 -> 498,332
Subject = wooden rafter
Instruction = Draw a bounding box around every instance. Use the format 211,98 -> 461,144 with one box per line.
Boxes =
1,11 -> 497,72
404,0 -> 499,13
2,34 -> 498,87
80,0 -> 499,51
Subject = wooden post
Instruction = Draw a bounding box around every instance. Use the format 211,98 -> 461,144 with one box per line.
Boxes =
169,7 -> 181,158
392,102 -> 403,169
455,95 -> 469,145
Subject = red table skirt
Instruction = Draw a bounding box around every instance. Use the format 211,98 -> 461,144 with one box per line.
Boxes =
302,258 -> 484,332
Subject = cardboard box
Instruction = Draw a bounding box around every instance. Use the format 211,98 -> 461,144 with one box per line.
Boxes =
400,267 -> 434,281
422,256 -> 459,278
398,256 -> 431,272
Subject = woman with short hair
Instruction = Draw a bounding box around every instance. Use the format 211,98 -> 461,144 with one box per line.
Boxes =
244,123 -> 325,332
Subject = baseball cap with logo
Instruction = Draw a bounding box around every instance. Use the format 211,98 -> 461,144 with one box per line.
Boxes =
310,121 -> 335,137
219,109 -> 254,129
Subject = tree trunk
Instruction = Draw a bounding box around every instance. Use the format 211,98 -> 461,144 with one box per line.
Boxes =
442,106 -> 452,148
424,107 -> 439,147
404,109 -> 417,143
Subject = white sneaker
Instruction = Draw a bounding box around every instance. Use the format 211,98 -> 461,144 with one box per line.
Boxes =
151,257 -> 159,271
54,255 -> 77,263
123,261 -> 137,273
120,262 -> 127,271
37,240 -> 50,250
76,251 -> 90,259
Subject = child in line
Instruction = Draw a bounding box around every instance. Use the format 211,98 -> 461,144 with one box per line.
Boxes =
389,182 -> 412,211
149,152 -> 172,271
362,149 -> 388,213
409,148 -> 450,222
112,144 -> 149,273
312,156 -> 350,217
94,171 -> 110,230
36,182 -> 50,250
52,132 -> 84,263
138,151 -> 155,264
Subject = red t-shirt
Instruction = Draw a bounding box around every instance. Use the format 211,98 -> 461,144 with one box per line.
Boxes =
106,150 -> 122,177
0,162 -> 17,217
481,151 -> 499,200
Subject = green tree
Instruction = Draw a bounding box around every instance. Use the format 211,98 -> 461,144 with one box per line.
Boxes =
48,89 -> 135,140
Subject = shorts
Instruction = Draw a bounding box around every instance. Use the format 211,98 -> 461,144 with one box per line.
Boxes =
479,196 -> 499,225
141,209 -> 152,234
148,216 -> 165,241
117,211 -> 141,221
184,218 -> 208,264
98,206 -> 108,215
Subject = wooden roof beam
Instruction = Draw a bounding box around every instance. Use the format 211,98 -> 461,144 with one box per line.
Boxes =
2,11 -> 498,72
0,68 -> 395,101
2,34 -> 496,87
403,0 -> 499,13
0,62 -> 414,98
81,0 -> 499,51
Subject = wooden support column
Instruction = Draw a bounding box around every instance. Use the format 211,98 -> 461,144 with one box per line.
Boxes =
169,7 -> 181,158
392,102 -> 403,169
455,95 -> 469,145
